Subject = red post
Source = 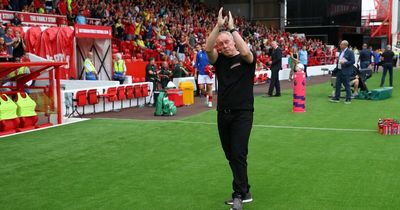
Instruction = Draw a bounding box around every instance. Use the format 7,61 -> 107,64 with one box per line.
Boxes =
293,64 -> 306,113
55,66 -> 62,124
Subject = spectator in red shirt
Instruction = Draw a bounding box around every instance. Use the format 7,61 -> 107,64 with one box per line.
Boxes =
125,19 -> 135,41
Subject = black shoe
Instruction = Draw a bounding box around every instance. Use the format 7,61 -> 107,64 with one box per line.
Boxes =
274,94 -> 281,97
230,198 -> 243,210
344,99 -> 351,104
225,192 -> 253,205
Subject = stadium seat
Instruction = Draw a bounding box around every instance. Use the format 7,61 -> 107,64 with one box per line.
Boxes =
125,85 -> 135,107
123,54 -> 131,59
141,84 -> 149,97
87,89 -> 98,113
134,85 -> 142,106
68,90 -> 88,118
98,87 -> 118,112
116,86 -> 126,109
133,78 -> 140,83
141,83 -> 149,105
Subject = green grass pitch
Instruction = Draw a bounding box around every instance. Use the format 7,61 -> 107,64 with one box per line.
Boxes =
1,70 -> 400,210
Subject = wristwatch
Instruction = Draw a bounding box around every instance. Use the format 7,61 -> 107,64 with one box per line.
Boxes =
229,28 -> 237,33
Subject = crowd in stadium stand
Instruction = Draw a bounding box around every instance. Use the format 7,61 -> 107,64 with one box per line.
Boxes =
1,0 -> 340,69
2,0 -> 397,76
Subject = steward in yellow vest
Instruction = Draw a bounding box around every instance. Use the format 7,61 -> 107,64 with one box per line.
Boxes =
113,53 -> 126,84
84,52 -> 98,80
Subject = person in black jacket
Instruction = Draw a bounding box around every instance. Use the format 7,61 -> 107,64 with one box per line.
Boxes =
267,41 -> 282,96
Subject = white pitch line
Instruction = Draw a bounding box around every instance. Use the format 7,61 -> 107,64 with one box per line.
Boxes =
105,118 -> 376,133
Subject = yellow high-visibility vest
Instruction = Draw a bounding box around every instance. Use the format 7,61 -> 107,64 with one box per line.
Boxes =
0,94 -> 18,120
8,66 -> 28,78
15,92 -> 37,117
114,60 -> 125,74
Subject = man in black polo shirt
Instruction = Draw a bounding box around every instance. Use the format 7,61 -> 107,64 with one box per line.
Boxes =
205,8 -> 256,210
358,43 -> 372,69
380,45 -> 395,87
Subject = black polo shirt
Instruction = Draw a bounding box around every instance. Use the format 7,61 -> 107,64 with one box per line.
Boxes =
382,50 -> 394,64
213,52 -> 256,111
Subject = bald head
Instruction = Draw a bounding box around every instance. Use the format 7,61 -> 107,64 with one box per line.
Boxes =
340,40 -> 349,50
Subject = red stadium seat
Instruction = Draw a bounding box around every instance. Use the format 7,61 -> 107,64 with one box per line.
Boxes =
133,84 -> 142,107
141,83 -> 149,105
87,89 -> 98,113
134,85 -> 142,98
133,78 -> 140,83
141,84 -> 149,97
98,87 -> 118,111
125,85 -> 135,107
117,86 -> 126,109
68,90 -> 88,118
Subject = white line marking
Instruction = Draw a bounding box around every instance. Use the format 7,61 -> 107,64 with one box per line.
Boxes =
96,118 -> 376,133
0,118 -> 90,138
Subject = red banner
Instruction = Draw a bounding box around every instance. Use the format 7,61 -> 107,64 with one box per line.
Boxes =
0,10 -> 67,26
74,24 -> 112,39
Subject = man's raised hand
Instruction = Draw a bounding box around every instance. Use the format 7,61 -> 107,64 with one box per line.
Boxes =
217,7 -> 227,28
228,11 -> 235,30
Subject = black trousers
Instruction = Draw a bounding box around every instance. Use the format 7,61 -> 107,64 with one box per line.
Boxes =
303,64 -> 308,77
268,69 -> 280,95
380,63 -> 393,87
217,110 -> 253,198
334,70 -> 352,100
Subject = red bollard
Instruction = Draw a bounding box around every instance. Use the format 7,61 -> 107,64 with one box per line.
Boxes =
293,64 -> 306,113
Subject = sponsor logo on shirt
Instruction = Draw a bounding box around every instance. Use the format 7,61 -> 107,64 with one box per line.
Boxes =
230,63 -> 241,69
